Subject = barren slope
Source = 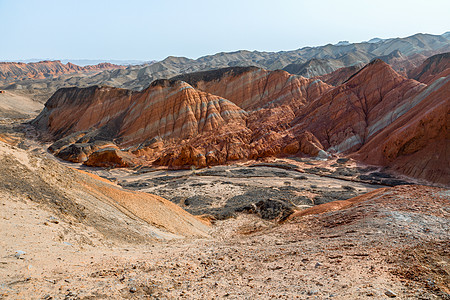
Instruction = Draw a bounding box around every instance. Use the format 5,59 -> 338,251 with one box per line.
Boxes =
353,76 -> 450,184
292,60 -> 425,152
0,90 -> 43,118
171,67 -> 331,110
0,141 -> 208,242
1,181 -> 448,299
408,52 -> 450,84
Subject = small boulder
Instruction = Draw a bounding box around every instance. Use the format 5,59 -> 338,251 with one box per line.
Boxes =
385,290 -> 397,298
298,131 -> 324,157
14,250 -> 26,259
337,158 -> 349,164
282,141 -> 300,154
317,150 -> 330,159
84,148 -> 135,168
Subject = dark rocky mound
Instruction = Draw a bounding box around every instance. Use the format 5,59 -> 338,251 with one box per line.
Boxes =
170,66 -> 260,86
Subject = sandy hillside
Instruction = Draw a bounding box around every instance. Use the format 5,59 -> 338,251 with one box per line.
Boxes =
1,180 -> 448,299
0,140 -> 208,242
0,125 -> 448,299
0,91 -> 43,119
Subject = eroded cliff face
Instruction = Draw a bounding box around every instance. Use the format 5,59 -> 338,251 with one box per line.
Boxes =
118,80 -> 248,146
32,85 -> 133,139
33,81 -> 247,142
0,61 -> 124,82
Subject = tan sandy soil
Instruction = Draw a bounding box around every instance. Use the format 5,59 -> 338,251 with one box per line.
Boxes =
0,91 -> 43,118
0,124 -> 448,299
1,177 -> 448,299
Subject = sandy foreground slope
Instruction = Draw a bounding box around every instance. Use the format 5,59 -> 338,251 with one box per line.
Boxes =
0,138 -> 448,299
0,139 -> 211,298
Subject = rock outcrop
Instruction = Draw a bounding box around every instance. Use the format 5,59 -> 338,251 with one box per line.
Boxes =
119,80 -> 247,146
84,148 -> 136,168
32,80 -> 248,167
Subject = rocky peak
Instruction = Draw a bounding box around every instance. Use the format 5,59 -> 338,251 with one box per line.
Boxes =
292,59 -> 424,153
344,58 -> 404,86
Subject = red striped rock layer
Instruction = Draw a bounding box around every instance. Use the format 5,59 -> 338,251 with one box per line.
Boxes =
156,60 -> 449,185
33,61 -> 449,184
32,85 -> 134,139
0,60 -> 124,82
172,67 -> 331,110
291,60 -> 426,153
119,80 -> 247,147
354,76 -> 450,184
32,80 -> 247,147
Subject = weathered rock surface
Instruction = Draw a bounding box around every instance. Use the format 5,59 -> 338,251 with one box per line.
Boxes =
84,148 -> 136,168
34,81 -> 246,143
32,80 -> 248,167
55,141 -> 116,163
119,80 -> 247,146
314,64 -> 364,86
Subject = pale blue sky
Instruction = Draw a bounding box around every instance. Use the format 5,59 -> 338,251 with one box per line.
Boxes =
0,0 -> 449,61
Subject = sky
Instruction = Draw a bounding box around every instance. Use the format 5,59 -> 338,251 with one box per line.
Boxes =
0,0 -> 449,61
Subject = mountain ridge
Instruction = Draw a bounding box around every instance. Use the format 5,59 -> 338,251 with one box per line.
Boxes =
0,60 -> 125,83
2,32 -> 449,103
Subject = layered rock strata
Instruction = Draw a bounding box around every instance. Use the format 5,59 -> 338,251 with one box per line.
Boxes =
32,60 -> 449,184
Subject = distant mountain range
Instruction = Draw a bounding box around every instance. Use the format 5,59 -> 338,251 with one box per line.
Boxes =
1,32 -> 449,102
0,60 -> 126,82
3,59 -> 154,66
149,32 -> 450,77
